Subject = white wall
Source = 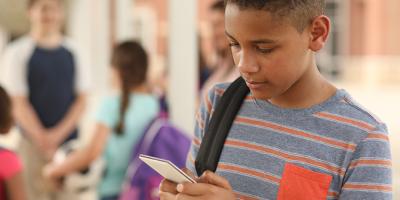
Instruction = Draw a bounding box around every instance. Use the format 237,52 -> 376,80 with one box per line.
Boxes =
168,0 -> 198,135
67,0 -> 111,93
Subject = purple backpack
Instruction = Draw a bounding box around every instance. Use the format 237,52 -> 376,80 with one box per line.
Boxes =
119,115 -> 191,200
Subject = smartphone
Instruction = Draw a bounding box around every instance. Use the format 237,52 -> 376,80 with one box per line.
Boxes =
139,154 -> 196,184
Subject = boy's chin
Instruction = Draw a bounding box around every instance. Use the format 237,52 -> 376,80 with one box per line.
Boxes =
250,90 -> 273,101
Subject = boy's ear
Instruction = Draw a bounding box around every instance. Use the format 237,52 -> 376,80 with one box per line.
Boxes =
308,15 -> 330,51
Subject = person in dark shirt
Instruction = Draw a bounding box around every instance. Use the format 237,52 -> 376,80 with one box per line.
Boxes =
0,0 -> 90,199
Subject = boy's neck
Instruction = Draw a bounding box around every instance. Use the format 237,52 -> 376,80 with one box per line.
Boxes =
30,29 -> 63,48
269,64 -> 337,109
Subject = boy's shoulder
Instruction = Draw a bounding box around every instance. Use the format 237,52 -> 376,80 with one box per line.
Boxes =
208,82 -> 232,97
208,84 -> 386,133
322,90 -> 386,132
205,82 -> 232,106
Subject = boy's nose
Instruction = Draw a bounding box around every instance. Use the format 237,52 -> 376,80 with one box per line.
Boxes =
237,51 -> 259,74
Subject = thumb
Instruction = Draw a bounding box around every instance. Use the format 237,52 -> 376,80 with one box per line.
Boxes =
199,170 -> 232,190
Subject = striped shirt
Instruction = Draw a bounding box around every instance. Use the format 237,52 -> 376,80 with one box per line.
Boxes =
186,83 -> 392,200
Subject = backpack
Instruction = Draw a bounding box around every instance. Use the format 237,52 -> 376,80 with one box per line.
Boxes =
119,115 -> 191,200
195,76 -> 249,176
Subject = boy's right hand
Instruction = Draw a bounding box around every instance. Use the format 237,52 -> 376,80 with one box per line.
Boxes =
159,168 -> 196,198
160,170 -> 236,200
159,179 -> 179,196
31,133 -> 56,160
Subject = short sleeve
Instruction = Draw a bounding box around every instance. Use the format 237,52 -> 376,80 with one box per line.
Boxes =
0,150 -> 23,180
63,39 -> 92,93
0,38 -> 33,96
339,123 -> 392,199
95,96 -> 118,129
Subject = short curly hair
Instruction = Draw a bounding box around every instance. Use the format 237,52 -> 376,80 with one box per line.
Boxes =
224,0 -> 325,32
0,86 -> 12,134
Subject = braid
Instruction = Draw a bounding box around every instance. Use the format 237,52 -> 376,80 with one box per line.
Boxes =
111,40 -> 148,135
115,77 -> 130,135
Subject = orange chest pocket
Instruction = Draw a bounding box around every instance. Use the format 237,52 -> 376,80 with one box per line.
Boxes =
277,163 -> 333,200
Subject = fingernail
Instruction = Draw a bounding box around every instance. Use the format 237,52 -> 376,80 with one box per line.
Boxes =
176,184 -> 183,192
201,171 -> 208,177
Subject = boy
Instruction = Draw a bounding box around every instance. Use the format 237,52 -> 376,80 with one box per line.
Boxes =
160,0 -> 392,199
0,0 -> 90,199
0,85 -> 26,200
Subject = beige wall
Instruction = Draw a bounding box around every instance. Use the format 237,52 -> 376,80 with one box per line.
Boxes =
133,0 -> 218,67
349,0 -> 400,56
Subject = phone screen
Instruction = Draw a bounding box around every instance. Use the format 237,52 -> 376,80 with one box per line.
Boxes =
139,154 -> 196,184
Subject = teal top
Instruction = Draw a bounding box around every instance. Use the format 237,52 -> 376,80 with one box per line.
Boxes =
95,93 -> 159,197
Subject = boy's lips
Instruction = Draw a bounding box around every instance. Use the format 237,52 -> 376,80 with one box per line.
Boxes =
245,80 -> 268,90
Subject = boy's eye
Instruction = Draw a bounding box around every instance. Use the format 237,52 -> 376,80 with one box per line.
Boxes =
229,42 -> 239,47
256,46 -> 274,54
229,42 -> 241,51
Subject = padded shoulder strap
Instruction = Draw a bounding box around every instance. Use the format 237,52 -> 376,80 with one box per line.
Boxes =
195,77 -> 249,176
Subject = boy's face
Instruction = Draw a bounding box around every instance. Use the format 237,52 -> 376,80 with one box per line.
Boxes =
225,4 -> 314,100
28,0 -> 64,33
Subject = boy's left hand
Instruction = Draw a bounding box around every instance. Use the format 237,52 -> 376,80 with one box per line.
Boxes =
42,164 -> 63,190
160,171 -> 236,200
43,163 -> 57,180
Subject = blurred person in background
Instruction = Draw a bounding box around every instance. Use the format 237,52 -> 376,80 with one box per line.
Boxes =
200,0 -> 240,98
0,0 -> 90,199
198,36 -> 212,91
0,85 -> 26,200
43,41 -> 160,200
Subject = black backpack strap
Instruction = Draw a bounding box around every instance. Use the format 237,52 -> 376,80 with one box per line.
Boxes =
195,77 -> 249,176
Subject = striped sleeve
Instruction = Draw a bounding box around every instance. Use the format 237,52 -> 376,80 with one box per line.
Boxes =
186,85 -> 219,176
339,123 -> 392,199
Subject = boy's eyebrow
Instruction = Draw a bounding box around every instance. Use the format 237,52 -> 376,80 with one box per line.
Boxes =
250,39 -> 276,44
225,31 -> 276,44
225,31 -> 236,40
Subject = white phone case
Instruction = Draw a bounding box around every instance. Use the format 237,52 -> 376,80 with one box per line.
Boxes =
139,154 -> 196,184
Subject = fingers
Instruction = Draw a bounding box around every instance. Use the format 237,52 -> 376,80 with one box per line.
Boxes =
176,182 -> 218,196
159,191 -> 176,200
159,191 -> 198,200
42,164 -> 52,179
160,171 -> 233,198
175,193 -> 200,200
199,171 -> 232,190
159,179 -> 178,194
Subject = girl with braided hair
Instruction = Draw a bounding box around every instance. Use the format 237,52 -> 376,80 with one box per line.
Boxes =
44,41 -> 160,200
